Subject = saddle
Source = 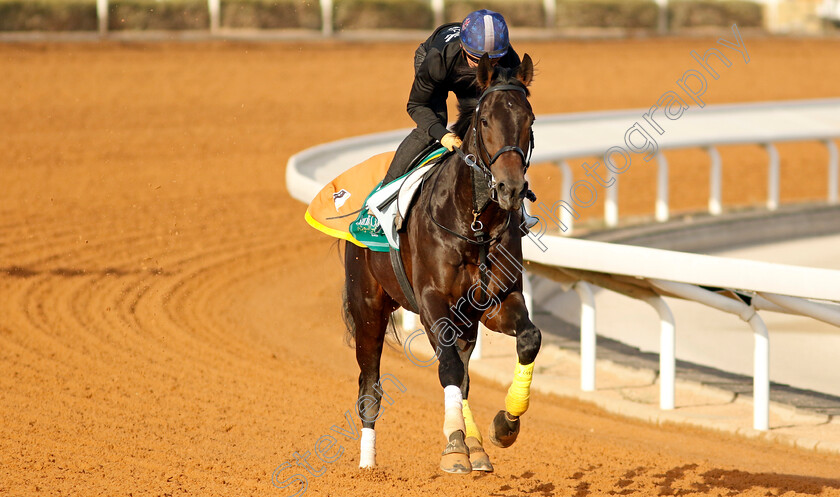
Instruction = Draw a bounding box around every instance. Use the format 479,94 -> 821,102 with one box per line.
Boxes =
350,147 -> 447,252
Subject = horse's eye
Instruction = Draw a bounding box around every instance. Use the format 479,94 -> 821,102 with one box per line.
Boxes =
480,117 -> 489,127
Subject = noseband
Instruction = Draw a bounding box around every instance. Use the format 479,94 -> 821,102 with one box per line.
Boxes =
455,83 -> 535,202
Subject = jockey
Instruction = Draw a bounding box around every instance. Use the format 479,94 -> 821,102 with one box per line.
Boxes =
382,9 -> 538,229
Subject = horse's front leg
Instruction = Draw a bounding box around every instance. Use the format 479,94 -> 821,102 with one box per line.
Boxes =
456,337 -> 494,472
481,290 -> 541,448
419,292 -> 472,474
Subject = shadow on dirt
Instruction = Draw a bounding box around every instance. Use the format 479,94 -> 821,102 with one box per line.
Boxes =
1,266 -> 170,278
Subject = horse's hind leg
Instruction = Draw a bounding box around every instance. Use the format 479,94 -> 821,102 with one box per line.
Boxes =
483,292 -> 541,449
344,244 -> 397,469
457,339 -> 493,472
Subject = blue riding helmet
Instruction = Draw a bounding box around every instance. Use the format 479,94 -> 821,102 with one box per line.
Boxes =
460,9 -> 509,59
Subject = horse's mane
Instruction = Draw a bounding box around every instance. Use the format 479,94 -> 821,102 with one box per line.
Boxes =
451,63 -> 531,139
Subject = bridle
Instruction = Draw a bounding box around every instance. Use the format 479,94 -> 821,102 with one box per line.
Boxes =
454,83 -> 535,204
429,81 -> 535,241
424,81 -> 536,305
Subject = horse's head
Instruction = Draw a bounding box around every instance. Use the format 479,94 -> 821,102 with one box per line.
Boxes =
472,53 -> 535,211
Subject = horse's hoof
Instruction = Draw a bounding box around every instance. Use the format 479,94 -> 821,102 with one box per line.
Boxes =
488,410 -> 520,448
465,436 -> 494,472
440,430 -> 472,474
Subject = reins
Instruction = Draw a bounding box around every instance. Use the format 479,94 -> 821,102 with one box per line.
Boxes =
424,166 -> 512,247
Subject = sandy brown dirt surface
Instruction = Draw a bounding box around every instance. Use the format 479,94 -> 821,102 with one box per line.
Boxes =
1,38 -> 839,497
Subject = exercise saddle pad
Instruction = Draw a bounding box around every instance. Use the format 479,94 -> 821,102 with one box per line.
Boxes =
304,148 -> 446,251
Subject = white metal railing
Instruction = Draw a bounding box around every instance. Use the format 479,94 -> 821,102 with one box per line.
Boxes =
59,0 -> 838,37
286,99 -> 840,431
90,0 -> 556,36
650,279 -> 770,429
528,100 -> 840,234
521,238 -> 840,431
598,140 -> 824,230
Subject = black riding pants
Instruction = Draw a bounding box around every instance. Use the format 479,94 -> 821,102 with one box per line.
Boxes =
382,128 -> 438,184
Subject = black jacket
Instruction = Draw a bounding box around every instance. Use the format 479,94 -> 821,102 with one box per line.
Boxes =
407,23 -> 520,142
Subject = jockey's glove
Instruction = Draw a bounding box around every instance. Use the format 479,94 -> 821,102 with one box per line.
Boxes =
440,133 -> 463,152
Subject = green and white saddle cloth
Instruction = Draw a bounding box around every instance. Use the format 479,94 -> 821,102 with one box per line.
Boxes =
349,147 -> 447,252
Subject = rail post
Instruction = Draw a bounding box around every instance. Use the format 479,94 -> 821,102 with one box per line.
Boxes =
320,0 -> 333,37
208,0 -> 220,33
656,152 -> 669,222
543,0 -> 556,28
707,145 -> 722,215
826,139 -> 838,204
559,160 -> 574,235
764,143 -> 780,210
644,295 -> 676,410
574,281 -> 596,391
749,314 -> 770,431
97,0 -> 108,36
605,169 -> 619,228
655,0 -> 669,34
431,0 -> 445,27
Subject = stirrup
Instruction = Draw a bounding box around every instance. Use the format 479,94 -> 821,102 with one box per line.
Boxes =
521,205 -> 539,230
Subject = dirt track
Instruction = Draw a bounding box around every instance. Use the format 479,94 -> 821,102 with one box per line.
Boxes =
1,38 -> 840,496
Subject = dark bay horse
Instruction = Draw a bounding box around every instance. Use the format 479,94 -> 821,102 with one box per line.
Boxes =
343,53 -> 541,474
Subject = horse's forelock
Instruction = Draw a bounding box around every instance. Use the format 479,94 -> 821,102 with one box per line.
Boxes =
493,66 -> 530,97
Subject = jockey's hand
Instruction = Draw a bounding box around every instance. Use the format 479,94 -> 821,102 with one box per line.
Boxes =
440,133 -> 463,152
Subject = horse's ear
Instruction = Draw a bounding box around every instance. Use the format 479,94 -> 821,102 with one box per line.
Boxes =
517,53 -> 534,87
476,53 -> 493,90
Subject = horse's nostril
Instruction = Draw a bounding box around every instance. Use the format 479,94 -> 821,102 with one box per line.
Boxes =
497,182 -> 507,192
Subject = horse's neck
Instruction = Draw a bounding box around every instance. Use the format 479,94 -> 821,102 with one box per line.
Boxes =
451,138 -> 479,209
429,153 -> 471,228
434,135 -> 507,231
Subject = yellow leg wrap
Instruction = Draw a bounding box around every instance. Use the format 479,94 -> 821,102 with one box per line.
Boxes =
462,399 -> 482,444
504,361 -> 534,417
